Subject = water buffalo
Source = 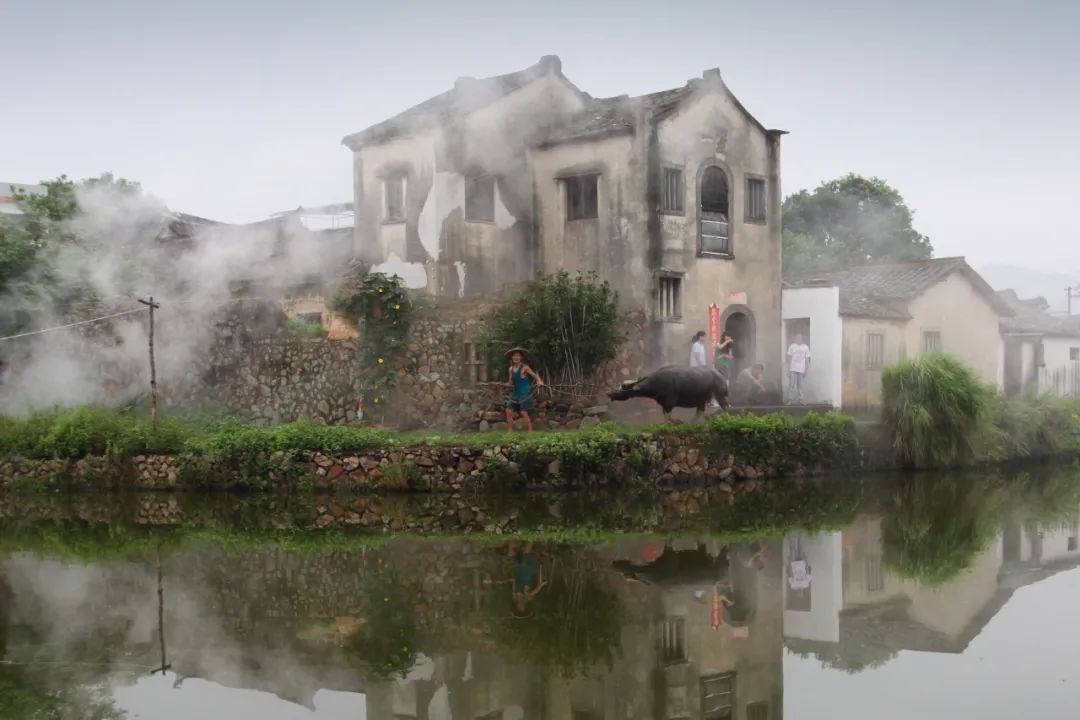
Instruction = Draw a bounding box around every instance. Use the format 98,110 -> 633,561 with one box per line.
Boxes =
608,365 -> 730,423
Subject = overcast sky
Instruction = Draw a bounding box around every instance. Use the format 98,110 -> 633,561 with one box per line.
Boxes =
2,0 -> 1076,274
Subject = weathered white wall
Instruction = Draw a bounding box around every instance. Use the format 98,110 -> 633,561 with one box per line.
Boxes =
781,286 -> 842,407
1039,336 -> 1080,395
782,531 -> 843,643
655,86 -> 782,375
906,273 -> 1004,388
531,133 -> 646,300
840,316 -> 908,409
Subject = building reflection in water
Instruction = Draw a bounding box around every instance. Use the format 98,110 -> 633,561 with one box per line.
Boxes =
1,504 -> 1079,719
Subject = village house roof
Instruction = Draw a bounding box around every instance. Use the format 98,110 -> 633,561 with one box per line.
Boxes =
997,289 -> 1080,338
341,55 -> 581,149
789,257 -> 1013,321
342,56 -> 780,151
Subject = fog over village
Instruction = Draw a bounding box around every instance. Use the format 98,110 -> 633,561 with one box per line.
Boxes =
1,2 -> 1079,720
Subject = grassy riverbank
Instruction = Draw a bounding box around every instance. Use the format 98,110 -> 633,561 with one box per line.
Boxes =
0,407 -> 860,489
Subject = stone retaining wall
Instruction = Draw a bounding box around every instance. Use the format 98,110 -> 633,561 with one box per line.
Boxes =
0,430 -> 827,493
165,299 -> 645,431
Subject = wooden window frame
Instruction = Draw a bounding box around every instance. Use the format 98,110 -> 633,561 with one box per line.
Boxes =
564,174 -> 599,221
699,164 -> 733,259
701,672 -> 736,720
866,332 -> 885,370
744,175 -> 767,225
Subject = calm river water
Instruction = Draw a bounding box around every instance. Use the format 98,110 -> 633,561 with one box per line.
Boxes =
1,466 -> 1079,719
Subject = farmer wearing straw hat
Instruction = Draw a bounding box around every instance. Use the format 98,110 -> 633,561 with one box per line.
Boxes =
504,347 -> 544,432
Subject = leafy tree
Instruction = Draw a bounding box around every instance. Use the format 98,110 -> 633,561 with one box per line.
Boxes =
482,271 -> 621,386
782,173 -> 933,276
0,174 -> 149,336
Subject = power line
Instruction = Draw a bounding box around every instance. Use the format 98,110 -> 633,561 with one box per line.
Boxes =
0,293 -> 319,344
0,308 -> 145,342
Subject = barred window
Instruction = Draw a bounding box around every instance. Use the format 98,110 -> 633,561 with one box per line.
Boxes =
867,333 -> 885,370
661,167 -> 683,213
658,275 -> 682,320
922,330 -> 942,354
746,177 -> 766,223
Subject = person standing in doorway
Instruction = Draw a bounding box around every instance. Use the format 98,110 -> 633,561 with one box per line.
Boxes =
689,331 -> 708,367
786,333 -> 811,404
714,330 -> 734,379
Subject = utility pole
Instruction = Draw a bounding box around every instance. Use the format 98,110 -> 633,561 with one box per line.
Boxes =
137,297 -> 160,430
1067,285 -> 1080,317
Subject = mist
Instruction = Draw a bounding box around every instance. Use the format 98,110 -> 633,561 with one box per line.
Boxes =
0,179 -> 338,415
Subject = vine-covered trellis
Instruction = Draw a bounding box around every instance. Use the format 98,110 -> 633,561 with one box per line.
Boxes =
330,271 -> 414,421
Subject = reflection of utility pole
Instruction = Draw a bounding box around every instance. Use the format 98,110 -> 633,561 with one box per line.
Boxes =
151,543 -> 171,677
1067,285 -> 1080,317
137,296 -> 161,430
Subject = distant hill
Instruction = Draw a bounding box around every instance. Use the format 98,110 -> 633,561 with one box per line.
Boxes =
979,264 -> 1079,315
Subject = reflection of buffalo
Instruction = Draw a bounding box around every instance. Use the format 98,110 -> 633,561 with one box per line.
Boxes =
608,366 -> 729,422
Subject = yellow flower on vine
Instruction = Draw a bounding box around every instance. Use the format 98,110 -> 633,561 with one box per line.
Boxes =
377,357 -> 384,364
394,304 -> 401,310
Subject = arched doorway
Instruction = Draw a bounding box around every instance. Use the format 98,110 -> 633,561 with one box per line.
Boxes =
700,166 -> 731,255
722,308 -> 755,378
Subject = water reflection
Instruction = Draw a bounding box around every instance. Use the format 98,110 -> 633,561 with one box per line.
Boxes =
0,468 -> 1078,719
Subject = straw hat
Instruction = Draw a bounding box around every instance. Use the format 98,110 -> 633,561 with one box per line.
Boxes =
504,347 -> 529,358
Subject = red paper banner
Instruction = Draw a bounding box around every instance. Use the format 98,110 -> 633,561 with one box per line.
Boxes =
710,586 -> 723,630
708,304 -> 722,350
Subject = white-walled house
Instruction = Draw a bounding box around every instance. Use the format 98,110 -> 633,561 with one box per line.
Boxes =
341,55 -> 787,377
998,290 -> 1080,397
782,257 -> 1012,410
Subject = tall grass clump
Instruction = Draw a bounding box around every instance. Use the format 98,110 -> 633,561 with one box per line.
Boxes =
881,353 -> 997,469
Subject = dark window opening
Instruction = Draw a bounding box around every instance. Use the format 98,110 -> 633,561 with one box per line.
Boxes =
465,175 -> 495,222
746,177 -> 766,223
384,174 -> 405,222
661,167 -> 683,213
922,330 -> 942,354
565,174 -> 598,220
1070,347 -> 1079,362
1035,341 -> 1046,367
700,166 -> 731,255
297,312 -> 322,326
867,333 -> 885,370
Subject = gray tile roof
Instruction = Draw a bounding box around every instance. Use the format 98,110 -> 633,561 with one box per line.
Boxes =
342,56 -> 572,148
998,289 -> 1080,337
790,257 -> 1012,320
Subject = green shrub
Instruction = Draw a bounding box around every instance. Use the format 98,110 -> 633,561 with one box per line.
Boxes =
481,271 -> 620,385
689,411 -> 858,473
881,353 -> 998,469
282,316 -> 328,339
997,396 -> 1080,459
0,407 -> 187,460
